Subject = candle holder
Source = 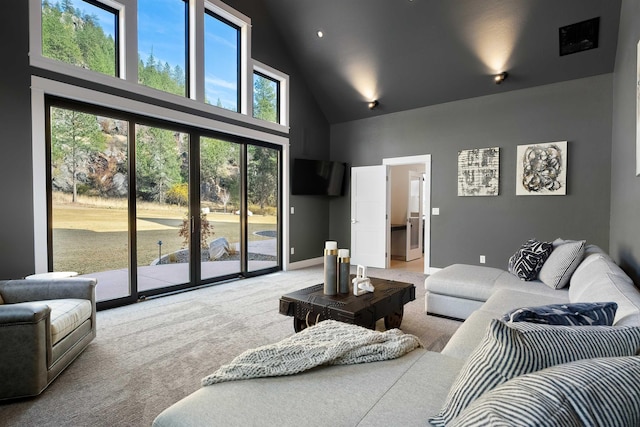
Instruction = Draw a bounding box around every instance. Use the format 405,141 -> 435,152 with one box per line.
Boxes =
323,241 -> 338,295
338,249 -> 350,294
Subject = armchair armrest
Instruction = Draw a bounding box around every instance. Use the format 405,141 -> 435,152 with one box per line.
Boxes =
0,302 -> 51,324
0,278 -> 96,304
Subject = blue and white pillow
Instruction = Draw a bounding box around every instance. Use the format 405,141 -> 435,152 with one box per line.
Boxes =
508,239 -> 553,281
501,302 -> 618,326
450,356 -> 640,426
428,319 -> 640,426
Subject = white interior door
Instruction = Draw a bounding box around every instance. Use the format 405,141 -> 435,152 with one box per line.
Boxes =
406,171 -> 423,261
350,165 -> 389,268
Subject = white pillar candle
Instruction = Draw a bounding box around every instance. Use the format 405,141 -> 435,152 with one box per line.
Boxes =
325,241 -> 338,250
338,249 -> 349,258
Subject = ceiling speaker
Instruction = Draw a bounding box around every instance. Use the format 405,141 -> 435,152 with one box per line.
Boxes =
559,17 -> 600,56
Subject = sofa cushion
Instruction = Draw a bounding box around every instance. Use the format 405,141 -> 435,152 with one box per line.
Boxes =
43,299 -> 93,345
153,349 -> 433,427
507,239 -> 553,281
429,320 -> 640,426
450,356 -> 640,427
493,273 -> 568,299
425,264 -> 504,301
501,302 -> 617,326
569,254 -> 630,297
568,255 -> 640,326
538,239 -> 585,289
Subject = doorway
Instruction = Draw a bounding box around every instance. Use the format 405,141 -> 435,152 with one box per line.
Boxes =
384,155 -> 431,274
350,155 -> 431,274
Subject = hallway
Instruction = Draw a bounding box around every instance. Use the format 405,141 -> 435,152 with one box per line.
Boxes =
389,257 -> 425,274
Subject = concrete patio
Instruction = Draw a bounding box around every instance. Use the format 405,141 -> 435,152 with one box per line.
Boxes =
80,238 -> 277,302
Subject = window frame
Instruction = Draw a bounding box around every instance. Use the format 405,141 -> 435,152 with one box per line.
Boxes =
203,5 -> 241,112
31,75 -> 291,274
253,60 -> 289,127
28,0 -> 289,133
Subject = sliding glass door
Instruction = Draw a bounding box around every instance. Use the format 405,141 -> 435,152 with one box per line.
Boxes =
135,124 -> 191,293
199,136 -> 241,280
49,105 -> 132,302
47,99 -> 281,308
247,145 -> 279,272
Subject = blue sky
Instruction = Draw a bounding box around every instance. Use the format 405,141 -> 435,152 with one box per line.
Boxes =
62,0 -> 239,110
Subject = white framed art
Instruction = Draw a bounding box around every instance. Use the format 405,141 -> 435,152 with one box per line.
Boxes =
516,141 -> 567,196
457,147 -> 499,196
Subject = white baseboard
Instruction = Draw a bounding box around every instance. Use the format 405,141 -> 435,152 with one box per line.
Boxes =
427,267 -> 442,275
286,257 -> 323,271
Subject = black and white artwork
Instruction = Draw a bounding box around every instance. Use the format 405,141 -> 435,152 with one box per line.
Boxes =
457,147 -> 499,196
516,141 -> 567,196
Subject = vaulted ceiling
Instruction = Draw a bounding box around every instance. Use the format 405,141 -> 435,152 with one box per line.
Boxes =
262,0 -> 621,124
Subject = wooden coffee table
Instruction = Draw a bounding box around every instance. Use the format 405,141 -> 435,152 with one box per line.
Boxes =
279,277 -> 415,332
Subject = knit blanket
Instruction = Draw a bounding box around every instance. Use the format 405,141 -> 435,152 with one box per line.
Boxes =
201,320 -> 422,386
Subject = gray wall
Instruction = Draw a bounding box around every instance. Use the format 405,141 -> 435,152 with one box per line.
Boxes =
0,0 -> 330,278
330,74 -> 613,269
0,0 -> 33,278
610,0 -> 640,284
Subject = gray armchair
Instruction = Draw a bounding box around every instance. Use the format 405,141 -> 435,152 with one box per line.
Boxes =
0,277 -> 97,400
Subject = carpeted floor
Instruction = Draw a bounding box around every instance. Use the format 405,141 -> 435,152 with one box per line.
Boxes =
0,265 -> 461,427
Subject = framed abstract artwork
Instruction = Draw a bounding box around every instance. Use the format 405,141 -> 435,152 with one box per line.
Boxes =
457,147 -> 499,196
516,141 -> 567,196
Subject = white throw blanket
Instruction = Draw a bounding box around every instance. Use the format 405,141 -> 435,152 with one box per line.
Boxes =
202,320 -> 422,386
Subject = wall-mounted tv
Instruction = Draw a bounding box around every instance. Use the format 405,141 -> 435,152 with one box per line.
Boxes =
291,158 -> 347,196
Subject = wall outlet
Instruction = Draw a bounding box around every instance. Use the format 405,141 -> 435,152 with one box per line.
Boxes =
290,206 -> 295,215
290,247 -> 295,255
432,207 -> 440,215
480,255 -> 486,264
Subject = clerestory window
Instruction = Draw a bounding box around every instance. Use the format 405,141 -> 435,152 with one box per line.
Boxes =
137,0 -> 188,97
41,0 -> 118,77
34,0 -> 289,128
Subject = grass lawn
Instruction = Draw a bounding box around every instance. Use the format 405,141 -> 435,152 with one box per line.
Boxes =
52,202 -> 277,274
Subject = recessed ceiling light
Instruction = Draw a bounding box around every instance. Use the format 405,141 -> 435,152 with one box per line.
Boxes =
317,30 -> 324,38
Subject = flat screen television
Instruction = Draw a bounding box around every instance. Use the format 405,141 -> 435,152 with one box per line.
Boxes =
291,158 -> 347,196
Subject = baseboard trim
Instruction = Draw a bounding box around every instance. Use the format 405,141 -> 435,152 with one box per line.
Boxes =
427,267 -> 442,275
287,257 -> 323,270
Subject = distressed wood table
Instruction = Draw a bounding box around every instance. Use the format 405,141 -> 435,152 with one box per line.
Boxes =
279,277 -> 415,332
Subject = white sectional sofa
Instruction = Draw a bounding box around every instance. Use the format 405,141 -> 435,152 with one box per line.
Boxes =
153,244 -> 640,426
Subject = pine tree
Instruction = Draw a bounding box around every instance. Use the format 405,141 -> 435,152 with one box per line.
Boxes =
51,108 -> 106,202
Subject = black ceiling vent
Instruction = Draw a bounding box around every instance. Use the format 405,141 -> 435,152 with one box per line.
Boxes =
559,17 -> 600,56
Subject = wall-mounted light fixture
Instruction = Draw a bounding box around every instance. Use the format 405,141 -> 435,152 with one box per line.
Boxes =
368,100 -> 379,110
494,72 -> 508,84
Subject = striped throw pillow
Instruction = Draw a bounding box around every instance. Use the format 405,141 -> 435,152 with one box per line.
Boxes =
450,356 -> 640,426
538,239 -> 586,289
507,239 -> 553,281
428,320 -> 640,426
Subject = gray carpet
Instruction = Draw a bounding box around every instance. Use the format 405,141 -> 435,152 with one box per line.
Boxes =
0,265 -> 460,426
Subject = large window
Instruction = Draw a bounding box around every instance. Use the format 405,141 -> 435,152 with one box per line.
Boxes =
31,0 -> 290,302
204,10 -> 240,111
33,0 -> 290,127
41,0 -> 118,77
46,97 -> 282,307
137,0 -> 187,96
